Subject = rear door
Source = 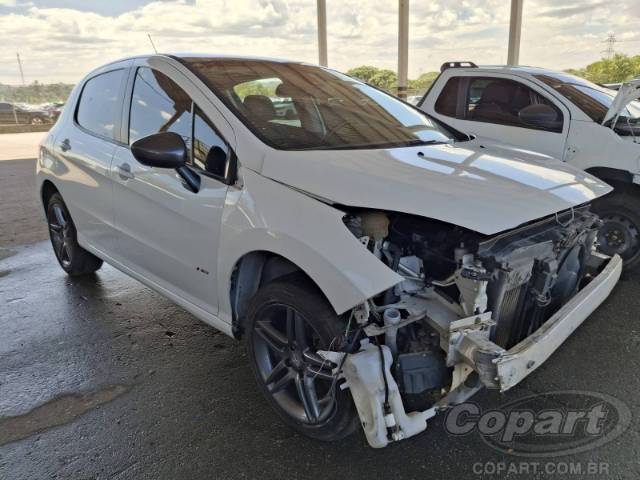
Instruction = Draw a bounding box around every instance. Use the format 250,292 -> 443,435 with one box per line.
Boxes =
51,65 -> 129,253
422,72 -> 571,159
110,62 -> 235,314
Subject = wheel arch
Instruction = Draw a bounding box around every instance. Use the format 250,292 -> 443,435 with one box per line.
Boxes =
229,250 -> 330,338
585,167 -> 634,186
40,179 -> 60,212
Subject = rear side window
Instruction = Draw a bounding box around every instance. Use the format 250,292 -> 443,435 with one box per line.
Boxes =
129,67 -> 192,146
76,69 -> 125,139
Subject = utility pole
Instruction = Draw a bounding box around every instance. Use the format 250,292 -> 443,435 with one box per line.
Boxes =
603,33 -> 616,59
16,53 -> 25,85
317,0 -> 328,67
507,0 -> 524,65
397,0 -> 409,99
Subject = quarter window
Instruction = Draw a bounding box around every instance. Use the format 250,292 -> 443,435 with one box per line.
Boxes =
76,69 -> 125,139
193,106 -> 230,178
129,67 -> 192,146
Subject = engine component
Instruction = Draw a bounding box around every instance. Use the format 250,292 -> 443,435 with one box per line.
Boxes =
455,254 -> 490,316
383,308 -> 401,356
320,341 -> 436,448
396,351 -> 449,394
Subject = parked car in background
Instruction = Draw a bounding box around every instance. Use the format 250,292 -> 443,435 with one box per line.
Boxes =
37,54 -> 620,448
419,62 -> 640,268
0,101 -> 54,124
42,102 -> 65,121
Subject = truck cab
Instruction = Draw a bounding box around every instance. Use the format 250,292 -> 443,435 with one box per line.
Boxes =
419,62 -> 640,268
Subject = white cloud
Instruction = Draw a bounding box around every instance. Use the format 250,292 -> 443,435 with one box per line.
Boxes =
0,0 -> 637,84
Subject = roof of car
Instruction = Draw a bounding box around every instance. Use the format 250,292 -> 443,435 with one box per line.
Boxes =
450,64 -> 562,76
105,52 -> 307,67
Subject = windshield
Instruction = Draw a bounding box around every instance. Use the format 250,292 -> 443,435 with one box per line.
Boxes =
535,73 -> 640,124
178,57 -> 460,150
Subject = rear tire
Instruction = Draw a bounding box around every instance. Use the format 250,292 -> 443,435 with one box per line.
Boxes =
244,275 -> 359,441
592,190 -> 640,270
46,193 -> 103,276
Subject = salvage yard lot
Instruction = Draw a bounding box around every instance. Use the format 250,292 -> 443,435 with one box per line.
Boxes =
0,133 -> 639,479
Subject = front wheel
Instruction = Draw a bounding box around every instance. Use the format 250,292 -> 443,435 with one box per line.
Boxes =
592,191 -> 640,270
47,193 -> 103,275
244,275 -> 359,441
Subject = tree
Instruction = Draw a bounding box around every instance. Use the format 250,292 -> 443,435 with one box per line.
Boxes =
369,69 -> 398,91
409,71 -> 439,91
346,65 -> 380,84
565,54 -> 640,84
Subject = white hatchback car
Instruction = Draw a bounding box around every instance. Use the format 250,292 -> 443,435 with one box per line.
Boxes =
38,54 -> 621,448
418,62 -> 640,268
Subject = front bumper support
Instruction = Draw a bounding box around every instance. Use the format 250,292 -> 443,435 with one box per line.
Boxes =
453,254 -> 622,391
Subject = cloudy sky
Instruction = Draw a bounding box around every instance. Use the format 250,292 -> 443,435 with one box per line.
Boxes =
1,0 -> 639,84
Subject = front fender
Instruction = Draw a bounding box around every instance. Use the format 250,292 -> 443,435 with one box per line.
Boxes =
217,168 -> 402,321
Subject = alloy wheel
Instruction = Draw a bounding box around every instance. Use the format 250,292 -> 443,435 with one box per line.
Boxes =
252,304 -> 338,425
48,203 -> 73,268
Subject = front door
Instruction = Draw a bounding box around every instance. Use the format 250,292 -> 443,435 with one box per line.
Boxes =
424,74 -> 570,160
111,66 -> 233,314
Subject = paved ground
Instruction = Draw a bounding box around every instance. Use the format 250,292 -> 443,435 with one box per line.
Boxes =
0,132 -> 47,161
0,147 -> 639,478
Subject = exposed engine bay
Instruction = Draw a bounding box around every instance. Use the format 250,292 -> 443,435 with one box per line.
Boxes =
319,205 -> 618,447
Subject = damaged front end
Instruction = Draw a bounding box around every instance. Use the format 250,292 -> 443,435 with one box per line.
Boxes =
321,206 -> 621,448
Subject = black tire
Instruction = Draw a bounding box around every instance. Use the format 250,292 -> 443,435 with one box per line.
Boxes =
592,190 -> 640,270
244,275 -> 359,441
46,192 -> 103,276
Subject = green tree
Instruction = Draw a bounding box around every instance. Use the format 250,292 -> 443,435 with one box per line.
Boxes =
369,69 -> 398,91
565,54 -> 640,84
409,71 -> 439,92
346,65 -> 380,83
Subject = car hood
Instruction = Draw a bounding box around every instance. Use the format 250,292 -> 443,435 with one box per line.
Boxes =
258,138 -> 612,235
602,77 -> 640,125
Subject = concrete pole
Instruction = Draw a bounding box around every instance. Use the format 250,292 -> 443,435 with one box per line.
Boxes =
317,0 -> 328,67
507,0 -> 524,65
397,0 -> 409,99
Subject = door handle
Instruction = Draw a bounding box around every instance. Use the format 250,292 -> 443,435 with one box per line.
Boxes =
60,138 -> 71,152
117,163 -> 134,180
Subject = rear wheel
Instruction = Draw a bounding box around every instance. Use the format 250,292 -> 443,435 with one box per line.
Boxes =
244,276 -> 358,441
47,193 -> 103,275
592,191 -> 640,270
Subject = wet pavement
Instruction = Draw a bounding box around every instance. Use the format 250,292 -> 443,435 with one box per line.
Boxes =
0,159 -> 639,479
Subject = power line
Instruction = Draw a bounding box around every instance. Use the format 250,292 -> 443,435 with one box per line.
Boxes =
602,33 -> 616,59
16,53 -> 25,85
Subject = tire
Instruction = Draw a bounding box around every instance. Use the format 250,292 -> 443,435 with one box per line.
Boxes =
592,190 -> 640,270
30,115 -> 45,125
244,275 -> 359,441
46,193 -> 103,276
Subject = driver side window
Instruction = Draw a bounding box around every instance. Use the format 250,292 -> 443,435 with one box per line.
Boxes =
129,67 -> 233,181
436,76 -> 563,132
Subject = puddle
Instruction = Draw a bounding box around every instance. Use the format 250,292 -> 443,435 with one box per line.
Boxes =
0,384 -> 132,446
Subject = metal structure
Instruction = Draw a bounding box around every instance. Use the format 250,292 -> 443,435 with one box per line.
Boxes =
397,0 -> 409,98
313,0 -> 526,89
507,0 -> 524,65
317,0 -> 328,67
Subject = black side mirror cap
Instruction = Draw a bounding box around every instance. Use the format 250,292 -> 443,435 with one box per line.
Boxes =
131,131 -> 200,193
131,132 -> 188,169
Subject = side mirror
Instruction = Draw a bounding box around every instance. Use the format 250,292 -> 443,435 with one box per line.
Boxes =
518,104 -> 562,131
131,132 -> 200,193
131,131 -> 187,169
